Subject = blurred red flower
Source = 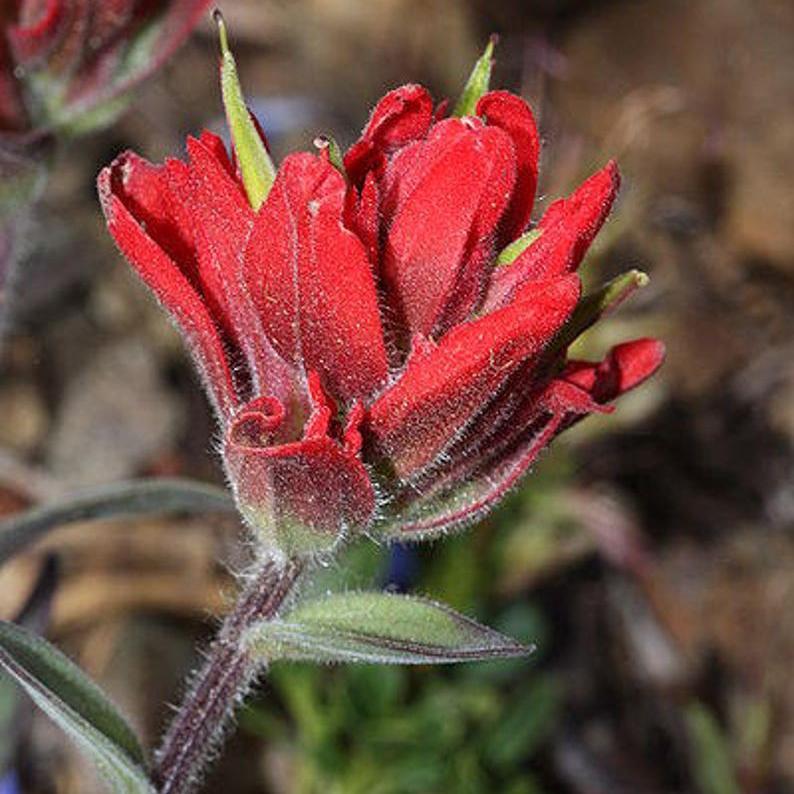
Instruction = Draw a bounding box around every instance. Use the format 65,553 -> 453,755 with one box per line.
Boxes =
0,0 -> 210,135
99,74 -> 664,554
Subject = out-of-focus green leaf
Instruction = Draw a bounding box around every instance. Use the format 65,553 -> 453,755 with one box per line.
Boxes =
269,664 -> 330,747
453,38 -> 496,117
422,532 -> 483,613
0,478 -> 235,566
686,702 -> 741,794
0,673 -> 18,773
502,777 -> 545,794
384,755 -> 446,794
344,664 -> 406,718
249,592 -> 533,665
41,16 -> 159,136
237,702 -> 282,741
0,621 -> 152,793
483,676 -> 560,768
252,657 -> 556,792
0,556 -> 59,774
736,697 -> 772,779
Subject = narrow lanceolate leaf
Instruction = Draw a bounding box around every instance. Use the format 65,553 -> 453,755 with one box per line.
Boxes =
247,591 -> 533,665
0,557 -> 59,774
496,228 -> 542,266
0,622 -> 153,793
453,37 -> 496,117
215,11 -> 276,209
0,478 -> 235,565
557,269 -> 649,351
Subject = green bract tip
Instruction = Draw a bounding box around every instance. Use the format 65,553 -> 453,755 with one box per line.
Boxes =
453,35 -> 497,118
314,135 -> 347,178
558,269 -> 650,353
215,9 -> 276,210
496,228 -> 542,267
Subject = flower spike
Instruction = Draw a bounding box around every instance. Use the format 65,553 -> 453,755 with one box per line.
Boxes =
100,33 -> 663,558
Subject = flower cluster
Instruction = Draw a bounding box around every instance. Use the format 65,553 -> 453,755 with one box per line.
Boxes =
99,43 -> 663,556
0,0 -> 210,136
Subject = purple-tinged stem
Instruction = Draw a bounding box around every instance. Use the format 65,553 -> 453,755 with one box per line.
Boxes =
152,557 -> 303,794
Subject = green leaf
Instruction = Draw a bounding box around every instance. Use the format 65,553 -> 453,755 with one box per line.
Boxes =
0,621 -> 152,793
686,702 -> 741,794
248,592 -> 533,665
496,229 -> 542,267
0,557 -> 59,773
215,11 -> 276,209
344,664 -> 407,718
483,676 -> 560,768
0,478 -> 235,566
453,37 -> 496,117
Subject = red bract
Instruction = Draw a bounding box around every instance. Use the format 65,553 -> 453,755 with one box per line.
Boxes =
99,75 -> 664,555
0,0 -> 210,134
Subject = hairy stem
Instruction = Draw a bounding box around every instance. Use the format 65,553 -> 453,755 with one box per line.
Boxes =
152,557 -> 303,794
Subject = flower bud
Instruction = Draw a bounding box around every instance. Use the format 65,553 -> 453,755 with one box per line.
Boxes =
1,0 -> 210,136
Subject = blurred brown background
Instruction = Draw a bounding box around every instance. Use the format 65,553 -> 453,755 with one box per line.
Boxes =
0,1 -> 792,792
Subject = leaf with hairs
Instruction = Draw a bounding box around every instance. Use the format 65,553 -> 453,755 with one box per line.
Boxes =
248,591 -> 533,666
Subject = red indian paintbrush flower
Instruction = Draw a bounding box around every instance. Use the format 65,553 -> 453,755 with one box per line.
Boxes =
0,0 -> 210,135
98,30 -> 664,556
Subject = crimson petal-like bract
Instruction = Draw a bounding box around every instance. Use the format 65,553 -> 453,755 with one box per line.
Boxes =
476,90 -> 540,244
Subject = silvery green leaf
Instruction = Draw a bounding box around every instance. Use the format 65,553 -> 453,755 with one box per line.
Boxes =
0,621 -> 152,793
248,591 -> 533,666
0,478 -> 235,566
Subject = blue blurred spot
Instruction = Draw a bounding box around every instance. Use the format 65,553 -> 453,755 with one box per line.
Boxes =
248,96 -> 319,139
384,544 -> 419,592
0,770 -> 20,794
